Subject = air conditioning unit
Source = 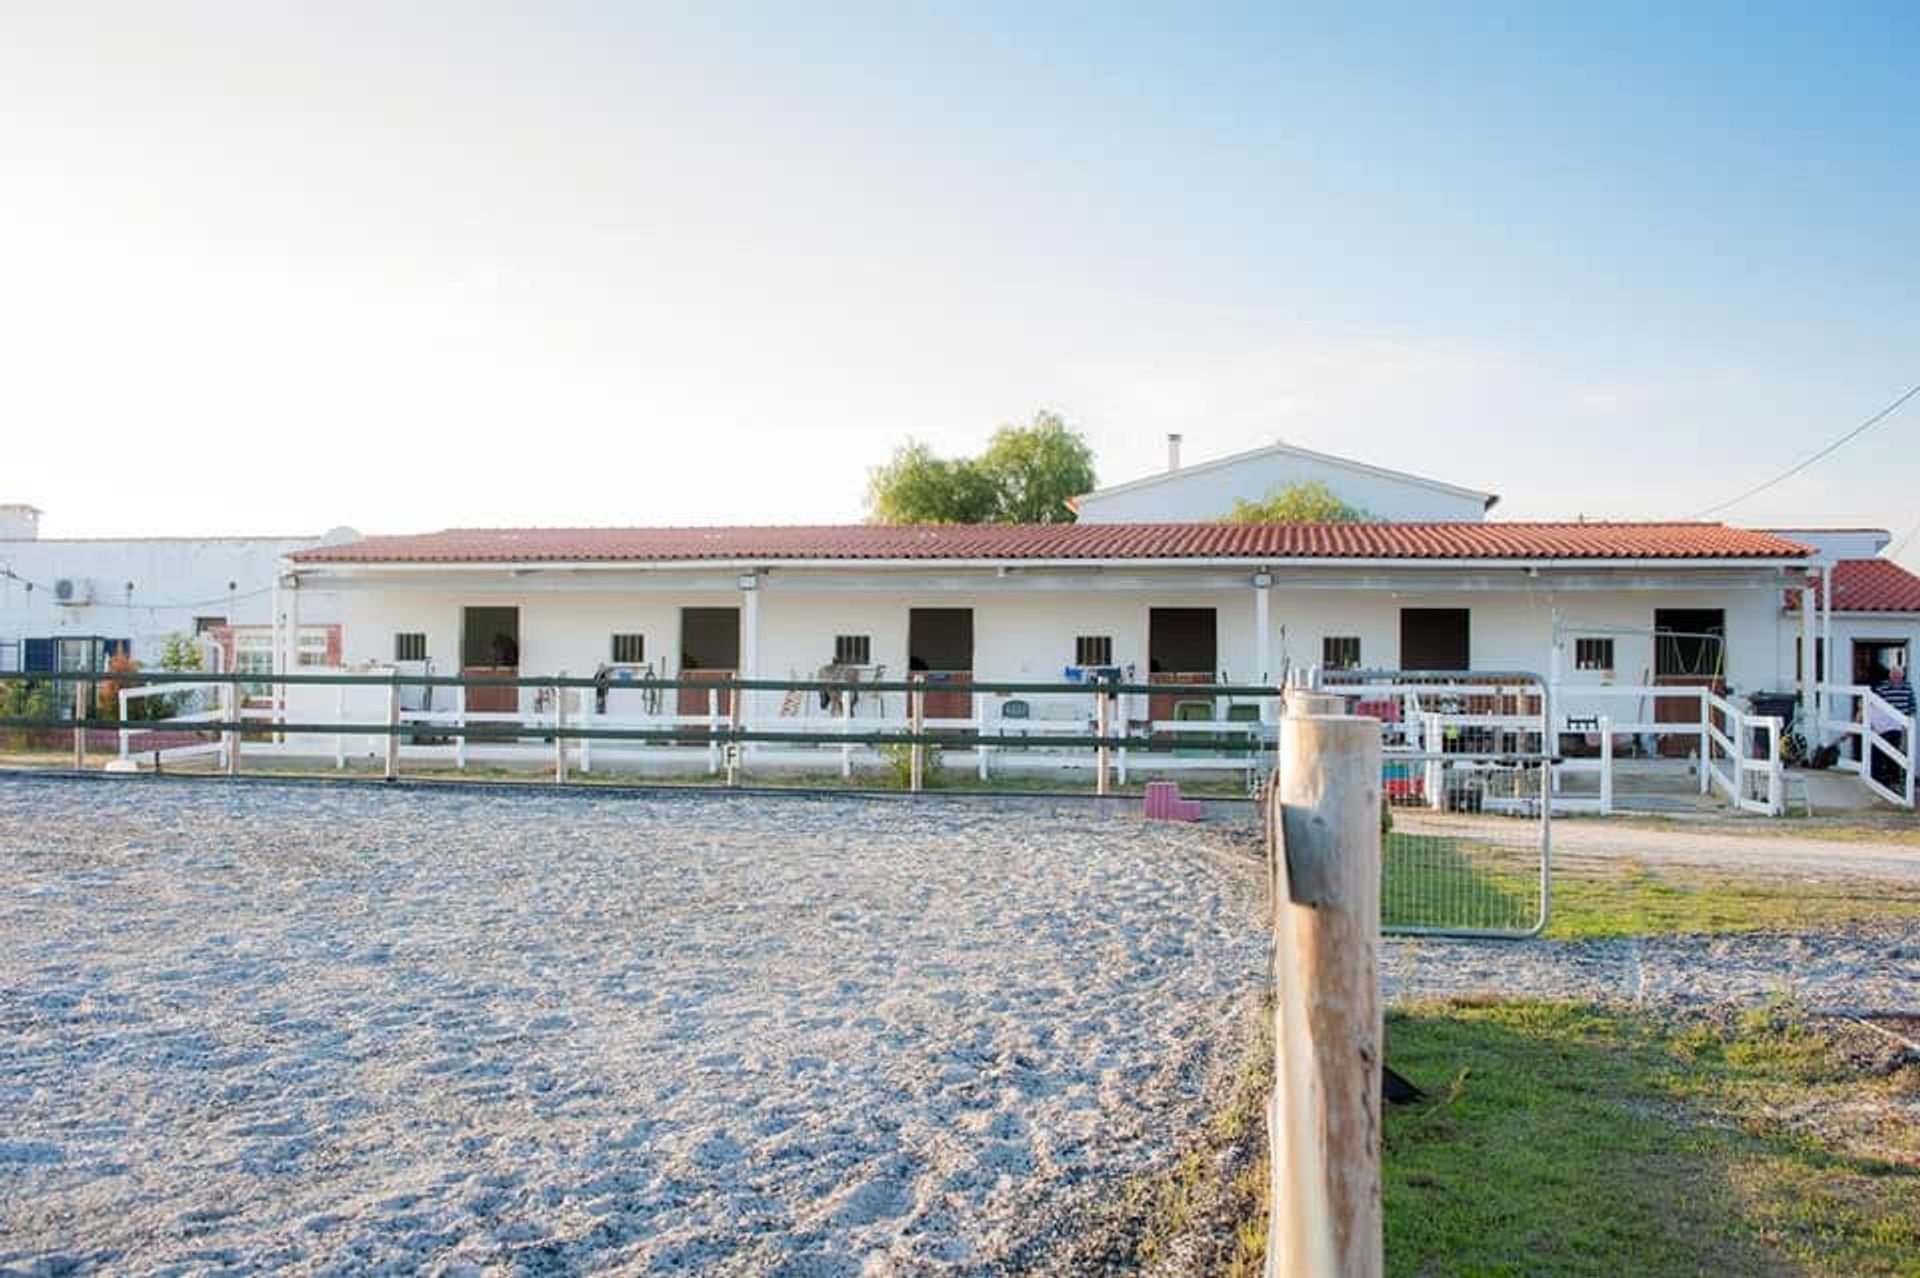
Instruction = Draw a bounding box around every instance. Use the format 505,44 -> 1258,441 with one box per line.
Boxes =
53,577 -> 95,607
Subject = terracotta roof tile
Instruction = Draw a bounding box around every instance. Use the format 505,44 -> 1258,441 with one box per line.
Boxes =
293,522 -> 1811,566
1801,558 -> 1920,613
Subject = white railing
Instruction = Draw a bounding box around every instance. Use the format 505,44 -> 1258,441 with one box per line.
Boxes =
1817,683 -> 1917,808
117,680 -> 231,766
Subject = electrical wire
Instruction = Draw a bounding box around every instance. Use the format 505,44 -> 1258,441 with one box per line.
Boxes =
1684,381 -> 1920,518
0,567 -> 276,610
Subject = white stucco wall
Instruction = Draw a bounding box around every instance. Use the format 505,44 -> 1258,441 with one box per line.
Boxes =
325,566 -> 1797,730
1074,447 -> 1492,524
0,537 -> 343,663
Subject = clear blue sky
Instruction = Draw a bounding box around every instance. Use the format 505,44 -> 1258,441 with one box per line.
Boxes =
4,3 -> 1916,560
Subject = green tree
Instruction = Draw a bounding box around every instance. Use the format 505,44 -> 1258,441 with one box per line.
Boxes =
865,442 -> 1001,524
157,632 -> 204,672
977,411 -> 1097,524
1222,480 -> 1371,524
866,411 -> 1096,524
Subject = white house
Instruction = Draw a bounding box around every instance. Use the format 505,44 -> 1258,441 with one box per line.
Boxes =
0,504 -> 354,680
1770,528 -> 1919,688
1069,437 -> 1499,524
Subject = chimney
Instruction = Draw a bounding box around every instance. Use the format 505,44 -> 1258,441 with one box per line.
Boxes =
0,504 -> 41,541
1166,433 -> 1183,474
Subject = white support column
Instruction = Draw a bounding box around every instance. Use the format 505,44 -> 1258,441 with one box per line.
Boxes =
1254,579 -> 1272,687
268,573 -> 282,728
1798,585 -> 1817,733
739,577 -> 760,753
283,576 -> 300,742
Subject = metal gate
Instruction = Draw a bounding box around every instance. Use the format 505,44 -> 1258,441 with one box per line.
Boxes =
1321,668 -> 1552,938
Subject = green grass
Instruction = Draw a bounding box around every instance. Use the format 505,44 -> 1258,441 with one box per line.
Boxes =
1381,1000 -> 1920,1277
1542,861 -> 1920,939
1381,834 -> 1920,940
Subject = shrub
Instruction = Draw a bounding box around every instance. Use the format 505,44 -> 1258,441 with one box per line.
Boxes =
878,739 -> 944,789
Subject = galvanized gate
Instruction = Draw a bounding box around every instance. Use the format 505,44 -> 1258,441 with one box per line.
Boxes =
1321,668 -> 1552,938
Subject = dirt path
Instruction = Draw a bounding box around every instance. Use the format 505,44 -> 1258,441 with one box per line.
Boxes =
1550,818 -> 1920,884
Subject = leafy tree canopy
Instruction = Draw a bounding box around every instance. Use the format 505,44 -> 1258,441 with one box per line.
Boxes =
866,411 -> 1096,524
1222,480 -> 1371,524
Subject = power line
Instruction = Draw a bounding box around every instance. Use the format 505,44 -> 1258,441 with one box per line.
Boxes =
1889,511 -> 1920,563
1684,381 -> 1920,519
0,567 -> 276,610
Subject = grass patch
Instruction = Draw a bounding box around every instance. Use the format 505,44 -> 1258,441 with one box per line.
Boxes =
1382,833 -> 1920,940
1382,832 -> 1540,934
1383,999 -> 1920,1277
1542,860 -> 1920,940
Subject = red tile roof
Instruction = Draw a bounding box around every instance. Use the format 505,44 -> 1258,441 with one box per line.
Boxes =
1800,558 -> 1920,613
293,522 -> 1811,566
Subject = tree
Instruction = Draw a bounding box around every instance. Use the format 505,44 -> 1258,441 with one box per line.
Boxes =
977,412 -> 1097,524
157,632 -> 203,672
866,411 -> 1096,524
1222,480 -> 1370,524
865,442 -> 1001,525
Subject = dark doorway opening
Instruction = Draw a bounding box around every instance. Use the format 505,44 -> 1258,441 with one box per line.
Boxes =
1654,609 -> 1726,681
1148,607 -> 1218,721
1853,639 -> 1909,688
1400,608 -> 1470,671
908,608 -> 974,719
680,607 -> 741,715
1652,608 -> 1725,756
462,606 -> 520,712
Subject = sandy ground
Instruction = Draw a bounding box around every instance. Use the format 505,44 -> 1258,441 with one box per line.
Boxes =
1548,816 -> 1920,884
1385,922 -> 1920,1010
0,778 -> 1269,1276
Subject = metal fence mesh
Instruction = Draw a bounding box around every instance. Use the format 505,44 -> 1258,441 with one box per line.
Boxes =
1381,754 -> 1549,936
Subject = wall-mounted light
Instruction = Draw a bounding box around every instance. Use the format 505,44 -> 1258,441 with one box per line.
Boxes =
1252,572 -> 1274,588
738,573 -> 759,592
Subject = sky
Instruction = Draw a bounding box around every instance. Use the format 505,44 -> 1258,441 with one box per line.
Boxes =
4,3 -> 1917,563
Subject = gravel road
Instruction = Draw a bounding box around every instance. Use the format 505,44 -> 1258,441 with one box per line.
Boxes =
0,777 -> 1269,1276
1549,817 -> 1920,884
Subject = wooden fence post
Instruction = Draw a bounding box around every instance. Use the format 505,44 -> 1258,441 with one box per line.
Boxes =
384,673 -> 401,781
909,674 -> 925,793
72,677 -> 87,770
554,680 -> 568,786
1270,701 -> 1383,1278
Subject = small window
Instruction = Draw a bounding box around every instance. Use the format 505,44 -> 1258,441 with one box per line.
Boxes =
1075,635 -> 1114,667
1322,636 -> 1362,671
394,632 -> 427,662
611,633 -> 646,664
1574,638 -> 1614,672
833,634 -> 872,666
193,615 -> 226,635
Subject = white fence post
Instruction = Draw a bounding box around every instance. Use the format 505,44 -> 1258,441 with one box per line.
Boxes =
1095,680 -> 1111,796
553,679 -> 567,786
71,677 -> 87,769
225,681 -> 241,777
118,688 -> 131,762
384,675 -> 400,781
1270,700 -> 1384,1278
1598,715 -> 1614,815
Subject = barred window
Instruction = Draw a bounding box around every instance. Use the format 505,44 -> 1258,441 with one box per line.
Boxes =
1322,636 -> 1362,670
1075,635 -> 1114,667
1574,638 -> 1614,672
833,634 -> 872,666
394,632 -> 427,662
611,633 -> 646,664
